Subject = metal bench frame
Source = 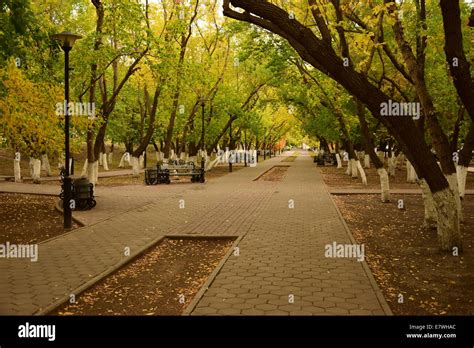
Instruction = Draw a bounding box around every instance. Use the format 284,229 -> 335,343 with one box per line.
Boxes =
145,161 -> 205,185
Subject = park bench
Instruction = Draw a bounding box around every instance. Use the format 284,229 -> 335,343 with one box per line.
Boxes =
145,160 -> 205,185
314,152 -> 337,166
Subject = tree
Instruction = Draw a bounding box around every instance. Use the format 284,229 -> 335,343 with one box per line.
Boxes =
0,61 -> 65,182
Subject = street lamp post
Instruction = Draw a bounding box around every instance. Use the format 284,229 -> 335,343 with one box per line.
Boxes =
255,129 -> 259,163
52,31 -> 82,229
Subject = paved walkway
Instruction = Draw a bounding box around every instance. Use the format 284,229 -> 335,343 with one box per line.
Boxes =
0,151 -> 390,315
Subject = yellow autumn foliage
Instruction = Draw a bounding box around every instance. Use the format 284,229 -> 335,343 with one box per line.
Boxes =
0,60 -> 63,158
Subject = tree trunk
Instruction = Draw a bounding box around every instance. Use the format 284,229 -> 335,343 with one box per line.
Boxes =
30,158 -> 41,184
419,179 -> 437,229
87,161 -> 98,186
14,153 -> 21,183
446,173 -> 463,222
364,154 -> 370,168
456,165 -> 468,199
118,152 -> 131,168
377,168 -> 391,202
356,160 -> 367,185
406,160 -> 417,183
433,188 -> 462,251
457,122 -> 474,199
335,154 -> 342,168
356,101 -> 388,194
131,156 -> 140,177
156,151 -> 164,162
388,155 -> 396,176
345,156 -> 351,176
102,153 -> 109,171
439,0 -> 474,123
81,159 -> 88,177
41,154 -> 52,177
350,159 -> 358,178
109,141 -> 114,164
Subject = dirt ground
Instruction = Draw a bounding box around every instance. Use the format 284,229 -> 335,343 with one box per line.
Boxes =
333,194 -> 474,315
321,163 -> 474,190
50,237 -> 234,316
0,193 -> 79,244
257,166 -> 289,181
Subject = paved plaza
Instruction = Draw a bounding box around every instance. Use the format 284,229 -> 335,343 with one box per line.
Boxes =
0,151 -> 391,315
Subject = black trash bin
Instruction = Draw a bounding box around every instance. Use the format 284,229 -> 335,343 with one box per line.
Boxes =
73,177 -> 96,210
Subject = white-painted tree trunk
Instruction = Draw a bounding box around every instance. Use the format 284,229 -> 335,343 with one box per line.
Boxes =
118,152 -> 131,168
394,154 -> 401,168
156,151 -> 164,162
356,160 -> 367,185
388,156 -> 396,176
41,154 -> 52,177
446,173 -> 463,222
419,179 -> 437,229
377,168 -> 390,202
364,154 -> 370,169
30,158 -> 41,184
108,152 -> 113,165
94,160 -> 99,184
29,158 -> 34,177
456,165 -> 468,199
132,156 -> 140,177
345,159 -> 352,175
87,161 -> 98,186
335,154 -> 342,168
350,159 -> 358,178
102,153 -> 109,171
432,188 -> 462,251
139,154 -> 144,169
406,160 -> 417,183
206,152 -> 219,171
81,159 -> 88,177
14,155 -> 21,183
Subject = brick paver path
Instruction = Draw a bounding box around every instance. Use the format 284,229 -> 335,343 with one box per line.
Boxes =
0,151 -> 390,315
